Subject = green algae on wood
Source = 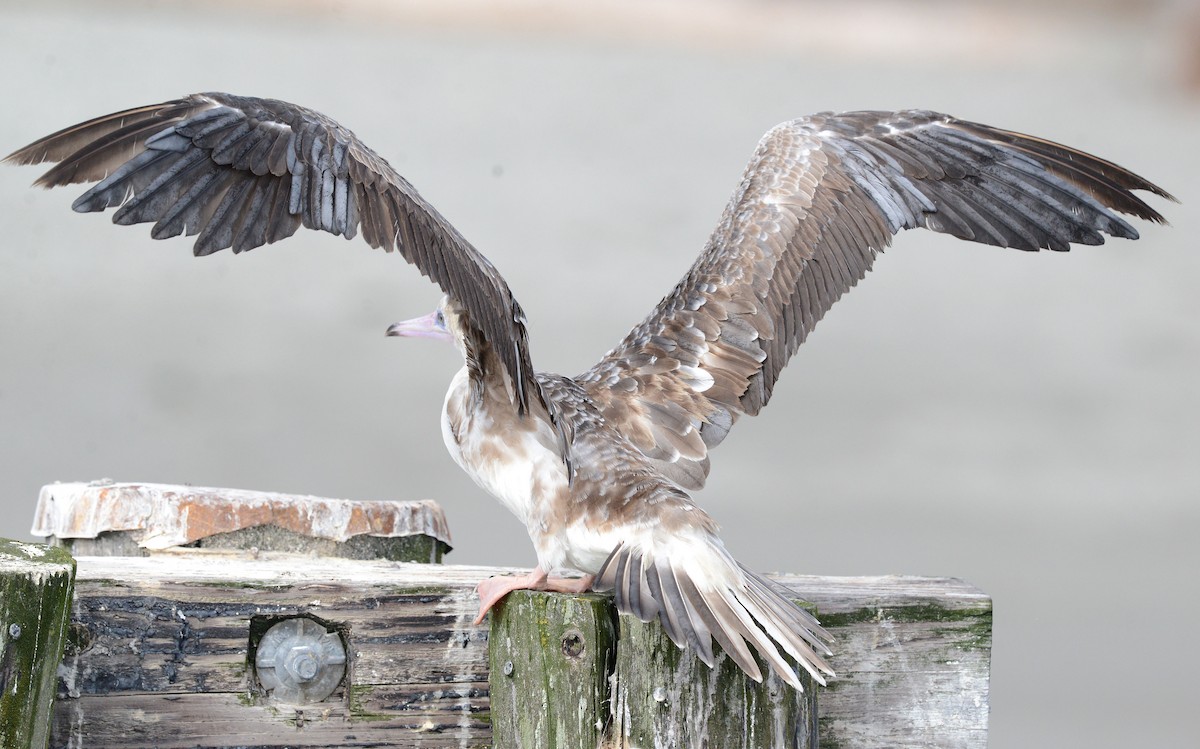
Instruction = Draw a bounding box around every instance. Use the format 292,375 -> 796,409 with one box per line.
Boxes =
488,590 -> 616,749
195,524 -> 451,562
610,613 -> 817,749
0,538 -> 76,749
54,556 -> 989,748
796,579 -> 992,749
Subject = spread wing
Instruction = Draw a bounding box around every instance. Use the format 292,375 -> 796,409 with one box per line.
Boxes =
578,109 -> 1173,490
4,92 -> 544,415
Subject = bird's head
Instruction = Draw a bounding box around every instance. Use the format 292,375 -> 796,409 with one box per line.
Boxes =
386,295 -> 468,354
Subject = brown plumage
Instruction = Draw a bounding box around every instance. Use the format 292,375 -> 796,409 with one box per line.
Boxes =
580,110 -> 1173,490
6,93 -> 545,419
5,94 -> 1173,691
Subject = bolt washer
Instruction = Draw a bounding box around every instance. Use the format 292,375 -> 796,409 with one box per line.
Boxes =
255,617 -> 346,704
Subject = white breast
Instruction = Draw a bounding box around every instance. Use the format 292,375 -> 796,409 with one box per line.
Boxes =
441,368 -> 570,562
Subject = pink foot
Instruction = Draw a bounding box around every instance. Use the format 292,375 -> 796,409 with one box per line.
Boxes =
474,567 -> 547,625
540,573 -> 596,594
473,568 -> 597,624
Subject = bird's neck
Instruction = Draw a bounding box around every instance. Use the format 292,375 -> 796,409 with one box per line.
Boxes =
460,339 -> 519,412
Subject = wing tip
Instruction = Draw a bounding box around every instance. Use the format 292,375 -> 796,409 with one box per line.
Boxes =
3,147 -> 42,168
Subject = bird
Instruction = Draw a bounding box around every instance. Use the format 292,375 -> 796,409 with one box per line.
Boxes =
5,93 -> 1172,691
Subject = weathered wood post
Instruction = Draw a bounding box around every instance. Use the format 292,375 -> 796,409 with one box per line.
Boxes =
488,590 -> 819,748
0,538 -> 76,749
609,616 -> 817,748
488,590 -> 616,748
486,576 -> 991,748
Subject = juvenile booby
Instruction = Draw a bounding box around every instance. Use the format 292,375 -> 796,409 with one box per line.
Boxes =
5,94 -> 1172,690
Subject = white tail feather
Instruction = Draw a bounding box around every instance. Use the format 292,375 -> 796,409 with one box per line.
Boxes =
595,534 -> 835,691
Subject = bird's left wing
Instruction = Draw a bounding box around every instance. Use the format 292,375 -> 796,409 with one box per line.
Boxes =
5,92 -> 546,416
577,110 -> 1173,490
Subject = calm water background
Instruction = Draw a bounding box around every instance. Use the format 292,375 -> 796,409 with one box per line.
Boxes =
1,1 -> 1196,746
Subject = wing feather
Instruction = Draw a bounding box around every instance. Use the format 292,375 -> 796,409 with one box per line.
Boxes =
5,92 -> 547,418
578,110 -> 1172,489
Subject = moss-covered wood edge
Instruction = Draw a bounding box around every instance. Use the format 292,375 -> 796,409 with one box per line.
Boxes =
1,539 -> 77,749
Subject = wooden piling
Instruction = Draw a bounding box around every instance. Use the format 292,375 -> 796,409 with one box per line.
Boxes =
488,590 -> 616,748
609,614 -> 817,748
487,590 -> 819,748
0,538 -> 76,749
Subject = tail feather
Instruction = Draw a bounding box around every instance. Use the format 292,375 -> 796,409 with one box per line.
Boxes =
740,563 -> 834,652
739,571 -> 835,682
696,578 -> 775,683
622,549 -> 660,622
595,539 -> 835,691
656,558 -> 716,665
679,569 -> 762,681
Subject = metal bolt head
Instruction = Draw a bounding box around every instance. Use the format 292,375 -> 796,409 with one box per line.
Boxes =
502,659 -> 514,677
561,628 -> 585,659
7,623 -> 20,640
282,644 -> 322,682
255,617 -> 346,704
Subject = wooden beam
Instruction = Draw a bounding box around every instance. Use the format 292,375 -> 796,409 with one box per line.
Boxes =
53,553 -> 989,748
779,574 -> 992,749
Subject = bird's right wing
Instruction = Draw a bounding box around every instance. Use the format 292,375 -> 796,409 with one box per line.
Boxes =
5,92 -> 546,417
578,110 -> 1173,489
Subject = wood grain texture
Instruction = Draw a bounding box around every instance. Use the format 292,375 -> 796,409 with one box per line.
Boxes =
488,590 -> 616,748
781,574 -> 992,749
1,539 -> 76,749
56,553 -> 495,749
609,613 -> 817,749
53,554 -> 990,748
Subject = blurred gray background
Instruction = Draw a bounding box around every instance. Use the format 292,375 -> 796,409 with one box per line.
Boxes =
1,0 -> 1196,746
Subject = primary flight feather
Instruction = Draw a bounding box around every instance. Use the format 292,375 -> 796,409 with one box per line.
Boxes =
5,92 -> 1172,690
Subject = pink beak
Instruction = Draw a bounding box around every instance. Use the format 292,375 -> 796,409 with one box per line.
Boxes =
385,310 -> 452,341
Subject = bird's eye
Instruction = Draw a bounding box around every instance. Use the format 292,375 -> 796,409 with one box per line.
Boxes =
435,310 -> 446,327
